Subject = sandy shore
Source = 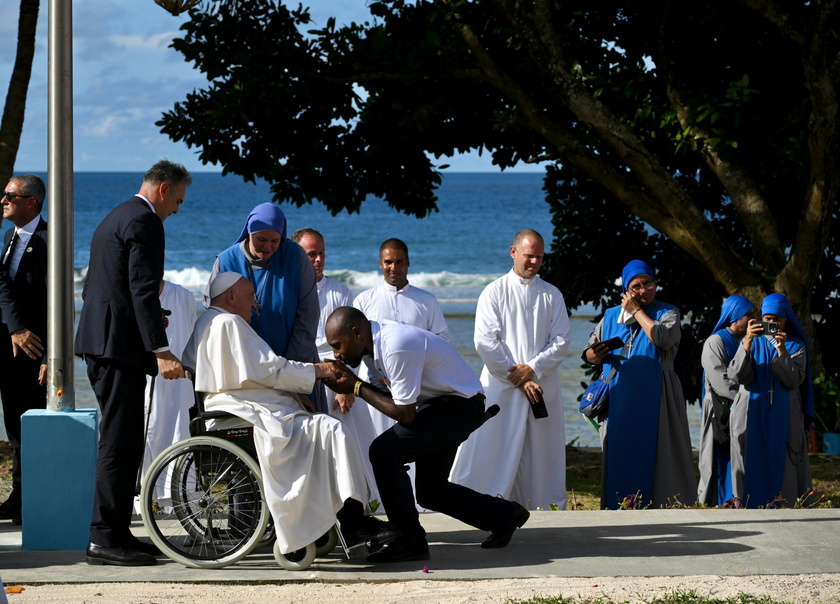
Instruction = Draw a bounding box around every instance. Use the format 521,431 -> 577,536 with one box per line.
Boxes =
4,575 -> 840,603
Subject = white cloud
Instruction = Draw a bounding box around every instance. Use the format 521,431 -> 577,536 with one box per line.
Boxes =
109,31 -> 179,51
80,108 -> 146,138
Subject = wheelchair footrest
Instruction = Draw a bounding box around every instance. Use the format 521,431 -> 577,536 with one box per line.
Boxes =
343,541 -> 371,560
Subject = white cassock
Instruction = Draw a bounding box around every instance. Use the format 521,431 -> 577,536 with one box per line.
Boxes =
354,282 -> 449,435
316,277 -> 380,504
450,270 -> 571,510
185,306 -> 370,554
141,281 -> 197,494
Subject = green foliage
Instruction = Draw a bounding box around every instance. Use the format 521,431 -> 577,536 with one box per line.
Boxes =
813,370 -> 840,433
160,0 -> 840,384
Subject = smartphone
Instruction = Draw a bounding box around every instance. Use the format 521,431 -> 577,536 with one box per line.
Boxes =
531,391 -> 548,419
761,321 -> 779,336
600,336 -> 625,351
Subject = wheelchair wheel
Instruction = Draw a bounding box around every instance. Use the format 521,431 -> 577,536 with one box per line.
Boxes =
315,526 -> 339,556
274,540 -> 316,571
140,436 -> 270,569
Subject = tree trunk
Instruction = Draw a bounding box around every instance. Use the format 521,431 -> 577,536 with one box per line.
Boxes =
0,0 -> 41,192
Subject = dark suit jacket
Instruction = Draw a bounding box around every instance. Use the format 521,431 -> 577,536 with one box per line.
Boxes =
74,196 -> 168,376
0,217 -> 48,360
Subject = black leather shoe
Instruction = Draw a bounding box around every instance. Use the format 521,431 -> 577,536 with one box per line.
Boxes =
0,501 -> 20,521
85,542 -> 157,566
344,516 -> 400,549
481,503 -> 530,549
367,539 -> 430,563
124,536 -> 162,557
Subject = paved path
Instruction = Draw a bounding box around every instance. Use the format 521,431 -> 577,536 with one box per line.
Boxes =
2,509 -> 839,584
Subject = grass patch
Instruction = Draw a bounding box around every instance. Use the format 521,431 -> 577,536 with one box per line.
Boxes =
564,444 -> 840,510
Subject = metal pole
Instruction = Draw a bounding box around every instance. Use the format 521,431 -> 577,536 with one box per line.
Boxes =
46,0 -> 74,411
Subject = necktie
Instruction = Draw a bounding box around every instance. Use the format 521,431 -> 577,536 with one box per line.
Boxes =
3,231 -> 19,267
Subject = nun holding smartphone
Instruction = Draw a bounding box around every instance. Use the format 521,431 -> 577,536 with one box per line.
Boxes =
582,259 -> 695,510
729,293 -> 814,508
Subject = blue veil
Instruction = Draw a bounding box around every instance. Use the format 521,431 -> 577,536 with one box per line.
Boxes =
621,260 -> 656,291
236,202 -> 288,243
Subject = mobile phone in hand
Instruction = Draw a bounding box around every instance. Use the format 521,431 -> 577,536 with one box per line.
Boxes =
600,336 -> 624,351
531,391 -> 548,419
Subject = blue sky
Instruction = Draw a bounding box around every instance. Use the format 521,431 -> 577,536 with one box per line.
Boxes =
0,1 -> 541,174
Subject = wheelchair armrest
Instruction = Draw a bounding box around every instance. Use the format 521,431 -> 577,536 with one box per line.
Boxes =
198,409 -> 237,420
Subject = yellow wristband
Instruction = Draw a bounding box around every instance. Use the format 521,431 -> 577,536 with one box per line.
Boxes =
353,380 -> 363,397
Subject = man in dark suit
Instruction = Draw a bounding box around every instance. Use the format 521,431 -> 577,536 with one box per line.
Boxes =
0,174 -> 49,526
75,160 -> 191,566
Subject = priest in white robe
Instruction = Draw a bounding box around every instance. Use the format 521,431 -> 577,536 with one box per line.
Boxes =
141,280 -> 197,496
183,272 -> 395,554
354,238 -> 449,438
450,230 -> 571,510
291,227 -> 380,506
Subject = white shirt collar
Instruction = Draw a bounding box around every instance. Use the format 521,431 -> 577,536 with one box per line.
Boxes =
15,214 -> 41,238
136,194 -> 155,214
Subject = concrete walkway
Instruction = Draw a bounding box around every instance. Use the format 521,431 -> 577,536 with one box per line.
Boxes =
2,509 -> 839,584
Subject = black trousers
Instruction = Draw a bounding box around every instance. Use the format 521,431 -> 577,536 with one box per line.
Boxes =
85,356 -> 147,548
0,344 -> 47,508
369,394 -> 516,551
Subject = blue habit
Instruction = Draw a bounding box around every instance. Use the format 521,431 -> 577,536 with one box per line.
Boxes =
217,240 -> 301,356
601,301 -> 674,509
742,333 -> 805,507
708,328 -> 741,505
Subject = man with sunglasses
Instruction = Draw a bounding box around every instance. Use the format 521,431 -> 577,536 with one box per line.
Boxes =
0,174 -> 48,526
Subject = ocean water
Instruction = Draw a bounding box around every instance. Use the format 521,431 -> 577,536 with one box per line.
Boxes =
4,171 -> 702,447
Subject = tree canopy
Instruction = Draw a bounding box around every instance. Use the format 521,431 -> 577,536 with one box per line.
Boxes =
159,0 -> 840,396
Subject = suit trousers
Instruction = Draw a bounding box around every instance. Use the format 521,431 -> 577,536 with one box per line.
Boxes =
0,342 -> 46,506
369,394 -> 516,551
85,356 -> 147,547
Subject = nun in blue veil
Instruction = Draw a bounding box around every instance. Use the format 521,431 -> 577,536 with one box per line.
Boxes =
206,202 -> 325,412
697,295 -> 754,506
729,293 -> 813,508
583,260 -> 695,509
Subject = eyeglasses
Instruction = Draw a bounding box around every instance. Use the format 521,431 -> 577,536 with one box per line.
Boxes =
628,279 -> 656,293
2,192 -> 33,202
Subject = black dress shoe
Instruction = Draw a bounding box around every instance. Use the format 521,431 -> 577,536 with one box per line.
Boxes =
481,503 -> 530,549
0,501 -> 21,521
85,542 -> 157,566
343,516 -> 401,549
367,539 -> 430,563
124,536 -> 162,557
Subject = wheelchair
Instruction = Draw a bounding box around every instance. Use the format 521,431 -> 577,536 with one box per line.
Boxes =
140,382 -> 500,571
139,387 -> 341,571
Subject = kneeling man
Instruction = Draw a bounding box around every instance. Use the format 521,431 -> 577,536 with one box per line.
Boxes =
324,307 -> 530,563
183,273 -> 395,555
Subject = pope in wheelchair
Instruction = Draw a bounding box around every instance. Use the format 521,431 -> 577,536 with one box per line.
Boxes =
177,272 -> 396,562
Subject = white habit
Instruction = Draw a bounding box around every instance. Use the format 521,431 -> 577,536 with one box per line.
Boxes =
316,277 -> 380,504
316,276 -> 355,359
354,282 -> 450,435
184,306 -> 370,554
141,281 -> 197,492
450,270 -> 571,510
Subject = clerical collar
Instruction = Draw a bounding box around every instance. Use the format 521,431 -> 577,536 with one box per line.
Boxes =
508,269 -> 534,286
383,281 -> 411,293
